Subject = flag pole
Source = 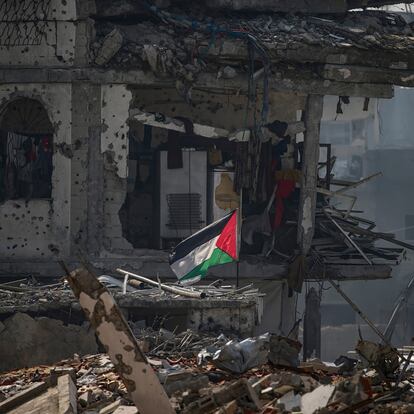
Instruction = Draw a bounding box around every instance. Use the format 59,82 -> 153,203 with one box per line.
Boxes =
236,188 -> 242,288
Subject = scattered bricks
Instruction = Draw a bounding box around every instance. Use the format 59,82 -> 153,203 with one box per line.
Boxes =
185,378 -> 263,414
164,372 -> 209,397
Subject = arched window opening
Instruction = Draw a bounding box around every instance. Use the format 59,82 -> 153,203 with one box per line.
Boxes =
0,98 -> 54,201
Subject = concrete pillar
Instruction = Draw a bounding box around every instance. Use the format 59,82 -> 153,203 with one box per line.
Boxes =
297,94 -> 323,256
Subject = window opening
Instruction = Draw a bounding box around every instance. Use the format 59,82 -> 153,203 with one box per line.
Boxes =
0,98 -> 54,201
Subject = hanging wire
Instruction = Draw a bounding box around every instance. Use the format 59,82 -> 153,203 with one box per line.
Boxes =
144,1 -> 271,128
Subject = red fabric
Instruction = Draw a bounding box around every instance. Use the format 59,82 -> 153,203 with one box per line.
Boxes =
216,210 -> 238,260
273,180 -> 295,229
41,136 -> 51,151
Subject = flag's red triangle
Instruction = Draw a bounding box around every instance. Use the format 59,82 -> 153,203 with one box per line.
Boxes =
216,210 -> 238,260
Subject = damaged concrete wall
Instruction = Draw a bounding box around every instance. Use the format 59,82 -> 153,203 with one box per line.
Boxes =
101,84 -> 133,252
130,88 -> 304,132
108,86 -> 304,254
0,312 -> 98,372
0,83 -> 72,259
0,0 -> 82,67
70,83 -> 102,252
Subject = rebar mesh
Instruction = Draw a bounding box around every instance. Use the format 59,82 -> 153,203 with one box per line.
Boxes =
0,0 -> 51,46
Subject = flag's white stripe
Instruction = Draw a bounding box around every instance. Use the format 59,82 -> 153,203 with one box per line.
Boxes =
180,275 -> 202,286
170,235 -> 219,278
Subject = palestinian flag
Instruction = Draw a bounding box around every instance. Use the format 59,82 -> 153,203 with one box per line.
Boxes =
169,210 -> 238,285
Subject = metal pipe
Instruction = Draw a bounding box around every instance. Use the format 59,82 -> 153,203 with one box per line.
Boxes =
328,279 -> 408,362
326,213 -> 372,265
116,269 -> 206,299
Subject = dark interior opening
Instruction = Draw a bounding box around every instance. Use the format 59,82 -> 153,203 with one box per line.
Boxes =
0,98 -> 54,202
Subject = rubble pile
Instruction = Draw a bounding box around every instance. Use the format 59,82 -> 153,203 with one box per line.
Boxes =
0,275 -> 261,314
91,8 -> 414,75
2,328 -> 414,414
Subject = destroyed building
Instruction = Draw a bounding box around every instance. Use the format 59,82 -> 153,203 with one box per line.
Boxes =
2,1 -> 414,412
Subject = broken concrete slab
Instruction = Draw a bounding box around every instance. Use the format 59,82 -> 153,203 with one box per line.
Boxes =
278,390 -> 301,411
268,335 -> 302,367
300,384 -> 335,414
65,267 -> 174,414
0,382 -> 48,412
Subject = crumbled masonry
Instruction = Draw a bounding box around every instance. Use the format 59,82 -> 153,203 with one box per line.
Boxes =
2,1 -> 414,413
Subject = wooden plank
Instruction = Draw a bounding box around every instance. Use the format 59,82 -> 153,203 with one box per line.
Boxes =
339,221 -> 414,251
297,94 -> 324,256
64,267 -> 174,414
0,382 -> 48,412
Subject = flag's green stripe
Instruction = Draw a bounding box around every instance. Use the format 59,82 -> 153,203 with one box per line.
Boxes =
180,248 -> 234,281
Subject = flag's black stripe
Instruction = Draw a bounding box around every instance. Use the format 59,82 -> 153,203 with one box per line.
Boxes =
169,211 -> 234,264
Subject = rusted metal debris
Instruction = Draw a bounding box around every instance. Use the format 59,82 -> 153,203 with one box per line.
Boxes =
64,266 -> 175,414
116,268 -> 206,299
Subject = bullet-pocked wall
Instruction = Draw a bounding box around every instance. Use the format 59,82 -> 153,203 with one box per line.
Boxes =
0,83 -> 72,259
100,84 -> 133,253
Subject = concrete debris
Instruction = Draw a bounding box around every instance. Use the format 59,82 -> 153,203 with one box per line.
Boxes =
137,329 -> 231,359
95,28 -> 123,66
278,390 -> 301,411
91,8 -> 414,89
219,66 -> 237,80
2,337 -> 414,413
268,335 -> 302,368
356,339 -> 400,377
143,44 -> 162,74
300,384 -> 335,414
65,267 -> 174,414
334,355 -> 359,375
195,333 -> 301,374
0,312 -> 98,373
208,334 -> 270,374
1,275 -> 413,413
